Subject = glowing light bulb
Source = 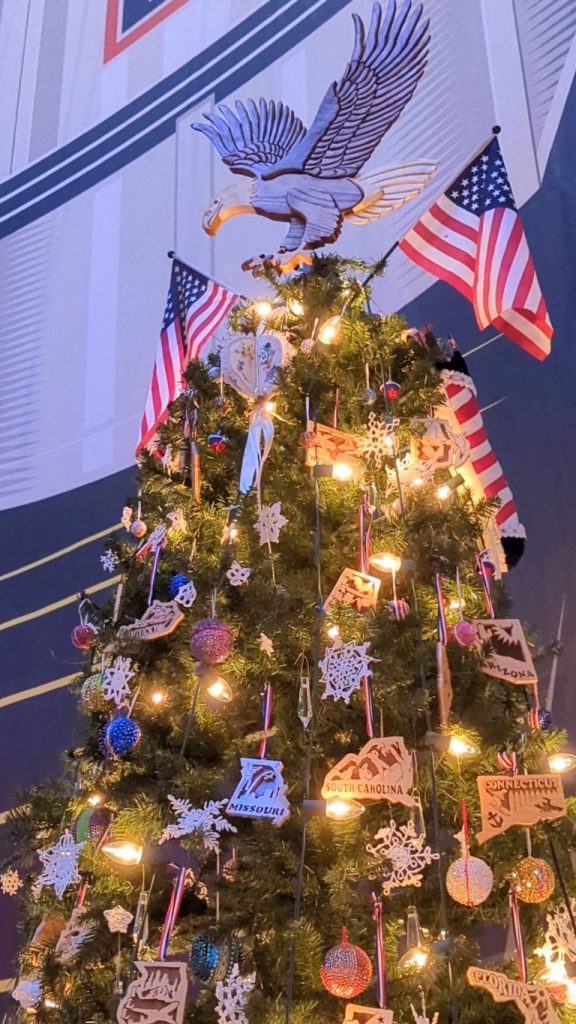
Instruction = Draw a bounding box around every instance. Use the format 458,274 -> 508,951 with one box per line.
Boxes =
287,298 -> 304,316
206,677 -> 233,704
449,598 -> 465,611
317,315 -> 341,345
150,690 -> 166,706
87,793 -> 103,807
437,484 -> 451,501
228,525 -> 239,541
412,476 -> 424,488
369,552 -> 401,574
325,798 -> 365,820
398,906 -> 430,974
102,840 -> 143,866
448,734 -> 479,758
327,623 -> 340,640
253,300 -> 273,319
264,400 -> 277,415
548,753 -> 576,774
332,461 -> 353,481
43,998 -> 59,1009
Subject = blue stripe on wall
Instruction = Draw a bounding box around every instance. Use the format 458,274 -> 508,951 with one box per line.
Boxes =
0,0 -> 353,239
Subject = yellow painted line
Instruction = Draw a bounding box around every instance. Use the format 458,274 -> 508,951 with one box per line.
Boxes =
0,675 -> 76,710
0,576 -> 122,632
0,523 -> 121,582
0,979 -> 14,993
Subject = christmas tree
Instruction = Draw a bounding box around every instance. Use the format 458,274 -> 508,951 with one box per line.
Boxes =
5,254 -> 575,1024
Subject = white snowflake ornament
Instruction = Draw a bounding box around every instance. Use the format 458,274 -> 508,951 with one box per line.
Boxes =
0,867 -> 22,895
259,633 -> 274,657
168,508 -> 187,534
543,898 -> 576,962
174,579 -> 197,608
100,548 -> 120,573
319,638 -> 375,704
410,990 -> 439,1024
361,412 -> 399,469
366,820 -> 439,895
104,905 -> 134,934
55,906 -> 95,962
215,964 -> 255,1024
227,561 -> 252,587
254,502 -> 288,545
12,979 -> 42,1008
102,655 -> 135,707
159,796 -> 237,852
36,829 -> 84,899
121,506 -> 133,530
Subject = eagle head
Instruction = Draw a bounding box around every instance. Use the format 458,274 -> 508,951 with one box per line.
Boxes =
202,179 -> 256,236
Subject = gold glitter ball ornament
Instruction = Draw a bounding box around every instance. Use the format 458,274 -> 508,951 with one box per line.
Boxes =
320,928 -> 372,999
80,673 -> 106,712
509,856 -> 555,904
446,855 -> 494,906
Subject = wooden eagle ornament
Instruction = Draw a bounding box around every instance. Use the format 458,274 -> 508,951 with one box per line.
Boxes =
193,0 -> 436,272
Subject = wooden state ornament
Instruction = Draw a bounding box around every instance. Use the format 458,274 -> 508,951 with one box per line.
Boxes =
227,757 -> 290,826
324,568 -> 381,614
118,600 -> 184,642
304,421 -> 363,474
467,967 -> 561,1024
476,774 -> 565,844
321,737 -> 414,807
474,618 -> 537,684
117,961 -> 188,1024
343,1005 -> 394,1024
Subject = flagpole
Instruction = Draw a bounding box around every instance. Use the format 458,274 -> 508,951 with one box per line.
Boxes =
166,250 -> 241,299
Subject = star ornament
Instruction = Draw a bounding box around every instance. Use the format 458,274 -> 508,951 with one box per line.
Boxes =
319,638 -> 375,704
104,905 -> 134,934
254,502 -> 288,545
36,829 -> 84,899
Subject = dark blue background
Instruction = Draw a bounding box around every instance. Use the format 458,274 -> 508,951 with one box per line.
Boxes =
121,0 -> 175,34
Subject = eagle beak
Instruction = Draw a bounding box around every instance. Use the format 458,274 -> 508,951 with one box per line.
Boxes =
202,199 -> 223,236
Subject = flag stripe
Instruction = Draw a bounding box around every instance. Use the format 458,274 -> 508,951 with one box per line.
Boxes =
400,136 -> 552,359
137,261 -> 239,451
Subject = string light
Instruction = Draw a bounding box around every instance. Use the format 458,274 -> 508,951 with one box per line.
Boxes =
326,623 -> 340,640
448,733 -> 479,758
437,484 -> 451,501
150,690 -> 167,706
102,840 -> 143,866
87,793 -> 103,807
264,399 -> 277,415
332,461 -> 354,481
287,298 -> 304,316
206,676 -> 233,704
449,597 -> 465,611
228,524 -> 239,541
369,552 -> 401,574
412,476 -> 424,487
317,315 -> 341,345
43,998 -> 59,1009
253,300 -> 273,319
547,753 -> 576,774
325,798 -> 365,821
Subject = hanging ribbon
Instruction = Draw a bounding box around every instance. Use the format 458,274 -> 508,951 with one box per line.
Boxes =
332,387 -> 340,429
476,553 -> 495,617
363,676 -> 375,739
460,800 -> 472,908
371,893 -> 387,1008
239,402 -> 275,495
508,889 -> 528,982
259,683 -> 273,758
496,751 -> 518,774
435,573 -> 448,645
148,545 -> 163,606
158,866 -> 188,960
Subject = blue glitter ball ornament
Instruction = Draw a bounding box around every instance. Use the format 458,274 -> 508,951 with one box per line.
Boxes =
169,573 -> 188,598
106,716 -> 141,756
190,934 -> 221,982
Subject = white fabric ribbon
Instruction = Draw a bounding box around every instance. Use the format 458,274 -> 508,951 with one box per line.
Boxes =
239,404 -> 275,494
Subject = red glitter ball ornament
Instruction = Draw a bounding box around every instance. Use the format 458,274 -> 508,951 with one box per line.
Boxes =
451,620 -> 477,647
320,928 -> 373,999
189,619 -> 235,664
71,623 -> 97,650
383,379 -> 401,400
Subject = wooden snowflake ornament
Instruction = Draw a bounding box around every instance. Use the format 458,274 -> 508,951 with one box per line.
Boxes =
102,656 -> 135,707
319,638 -> 375,704
159,796 -> 237,851
104,905 -> 134,934
215,964 -> 255,1024
226,561 -> 252,586
367,819 -> 438,895
0,867 -> 23,895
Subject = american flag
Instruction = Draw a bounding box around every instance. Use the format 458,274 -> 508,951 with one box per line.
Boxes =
399,137 -> 553,360
137,259 -> 238,452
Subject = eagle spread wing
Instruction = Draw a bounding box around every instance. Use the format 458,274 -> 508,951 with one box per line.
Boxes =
193,98 -> 306,177
276,0 -> 430,179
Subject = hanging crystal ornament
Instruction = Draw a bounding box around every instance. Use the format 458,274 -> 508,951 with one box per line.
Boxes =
297,656 -> 313,728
